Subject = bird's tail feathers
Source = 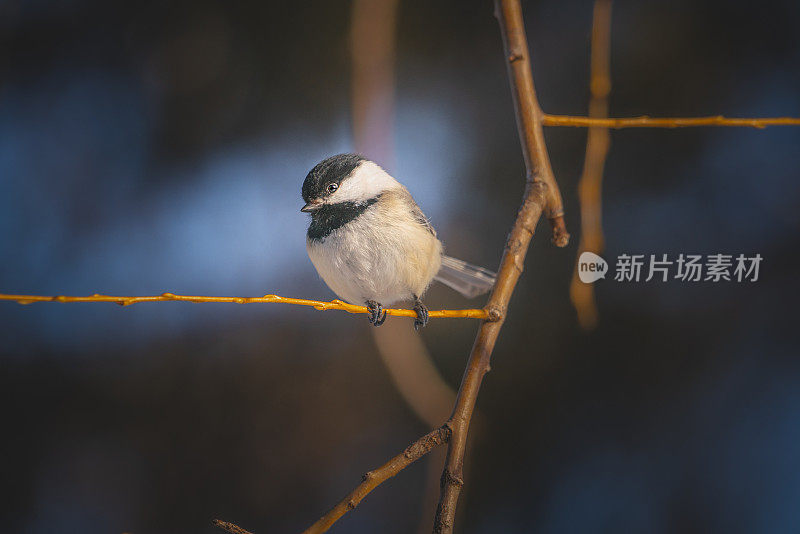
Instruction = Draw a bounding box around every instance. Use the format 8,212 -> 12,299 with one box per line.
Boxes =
434,255 -> 496,299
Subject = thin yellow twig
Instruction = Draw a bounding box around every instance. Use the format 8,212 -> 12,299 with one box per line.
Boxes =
543,114 -> 800,128
0,293 -> 488,320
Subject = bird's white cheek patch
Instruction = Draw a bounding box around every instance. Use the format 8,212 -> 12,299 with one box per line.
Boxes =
329,161 -> 401,204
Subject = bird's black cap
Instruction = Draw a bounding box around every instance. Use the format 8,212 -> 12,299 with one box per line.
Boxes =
302,153 -> 365,203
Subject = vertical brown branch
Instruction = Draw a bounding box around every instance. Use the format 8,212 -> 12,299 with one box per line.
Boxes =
431,1 -> 571,530
570,0 -> 612,330
494,0 -> 570,247
432,180 -> 548,534
432,1 -> 569,531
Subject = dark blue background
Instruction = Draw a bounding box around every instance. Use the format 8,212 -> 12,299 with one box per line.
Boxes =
1,1 -> 799,532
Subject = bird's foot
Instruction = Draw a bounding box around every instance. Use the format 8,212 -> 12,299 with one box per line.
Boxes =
413,296 -> 428,331
365,300 -> 387,327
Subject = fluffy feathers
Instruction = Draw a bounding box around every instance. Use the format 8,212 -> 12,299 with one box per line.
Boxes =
302,154 -> 496,324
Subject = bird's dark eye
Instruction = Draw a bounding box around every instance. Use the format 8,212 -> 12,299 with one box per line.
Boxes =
326,183 -> 338,194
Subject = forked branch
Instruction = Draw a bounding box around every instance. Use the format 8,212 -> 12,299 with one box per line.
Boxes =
431,1 -> 567,531
494,0 -> 570,247
433,180 -> 548,533
301,426 -> 450,534
213,428 -> 450,534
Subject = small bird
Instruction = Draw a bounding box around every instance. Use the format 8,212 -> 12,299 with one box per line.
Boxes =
301,154 -> 497,330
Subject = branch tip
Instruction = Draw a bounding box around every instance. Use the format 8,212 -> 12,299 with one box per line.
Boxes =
213,519 -> 254,534
549,215 -> 571,247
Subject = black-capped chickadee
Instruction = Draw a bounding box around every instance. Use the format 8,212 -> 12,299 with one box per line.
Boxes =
301,154 -> 496,330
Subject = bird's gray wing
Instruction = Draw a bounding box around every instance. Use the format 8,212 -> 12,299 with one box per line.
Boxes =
403,189 -> 436,237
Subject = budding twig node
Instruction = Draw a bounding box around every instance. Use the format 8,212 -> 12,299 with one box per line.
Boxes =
486,305 -> 505,322
440,469 -> 465,488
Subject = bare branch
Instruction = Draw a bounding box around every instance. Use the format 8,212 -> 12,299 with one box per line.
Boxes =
213,519 -> 255,534
543,114 -> 800,128
432,176 -> 549,533
431,176 -> 548,532
493,0 -> 570,247
430,2 -> 566,530
570,0 -> 612,330
301,426 -> 451,534
0,293 -> 487,320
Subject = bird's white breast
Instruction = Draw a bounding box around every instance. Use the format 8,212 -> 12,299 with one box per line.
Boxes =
306,190 -> 442,306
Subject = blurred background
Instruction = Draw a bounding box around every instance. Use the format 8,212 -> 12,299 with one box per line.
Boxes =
1,0 -> 799,532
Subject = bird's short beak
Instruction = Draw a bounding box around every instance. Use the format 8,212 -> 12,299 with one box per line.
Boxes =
301,200 -> 323,213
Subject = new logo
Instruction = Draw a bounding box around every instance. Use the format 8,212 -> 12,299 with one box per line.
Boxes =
578,252 -> 608,283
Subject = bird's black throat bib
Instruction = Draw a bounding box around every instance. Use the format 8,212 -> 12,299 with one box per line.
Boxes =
307,198 -> 379,242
